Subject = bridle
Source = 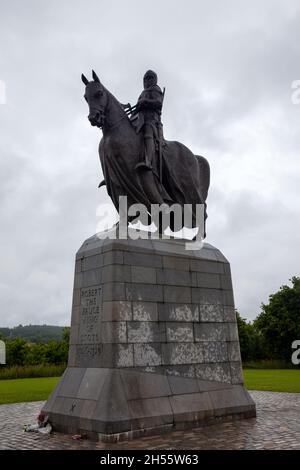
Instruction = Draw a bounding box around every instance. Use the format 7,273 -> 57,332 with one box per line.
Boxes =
92,93 -> 129,131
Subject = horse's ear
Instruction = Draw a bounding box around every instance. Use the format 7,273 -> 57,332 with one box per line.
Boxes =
81,73 -> 89,85
92,70 -> 100,83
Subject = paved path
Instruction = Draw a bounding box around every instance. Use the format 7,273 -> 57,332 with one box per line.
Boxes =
0,391 -> 299,450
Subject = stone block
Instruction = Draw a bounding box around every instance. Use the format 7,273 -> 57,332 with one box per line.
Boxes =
73,344 -> 103,368
162,255 -> 190,271
92,370 -> 131,434
131,266 -> 156,284
74,273 -> 83,289
164,285 -> 191,303
42,370 -> 66,413
162,343 -> 204,365
72,288 -> 81,308
196,273 -> 221,289
68,345 -> 77,367
230,361 -> 244,384
194,323 -> 228,342
124,251 -> 162,268
157,268 -> 191,286
209,385 -> 253,415
223,290 -> 235,306
78,314 -> 101,345
50,396 -> 84,430
102,264 -> 131,283
133,343 -> 162,366
228,322 -> 239,341
127,397 -> 173,429
193,247 -> 218,261
163,364 -> 196,378
101,322 -> 127,343
70,305 -> 80,325
223,306 -> 236,322
82,254 -> 103,271
121,369 -> 171,400
199,304 -> 224,322
75,343 -> 133,369
128,322 -> 165,343
79,400 -> 99,431
195,363 -> 232,383
158,303 -> 199,322
102,301 -> 132,321
75,259 -> 82,273
100,344 -> 134,368
152,240 -> 188,256
103,250 -> 124,266
102,282 -> 126,301
197,379 -> 232,392
122,238 -> 154,253
132,302 -> 158,321
126,283 -> 163,302
82,269 -> 102,287
58,367 -> 86,397
228,341 -> 241,362
114,344 -> 134,368
169,392 -> 213,422
77,368 -> 110,400
167,375 -> 200,395
69,323 -> 79,345
220,274 -> 233,290
166,322 -> 194,342
190,259 -> 224,274
214,250 -> 229,263
203,341 -> 228,363
224,263 -> 231,276
192,288 -> 223,304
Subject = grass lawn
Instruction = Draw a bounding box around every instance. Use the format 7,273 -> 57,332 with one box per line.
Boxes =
0,370 -> 300,405
0,377 -> 61,405
243,369 -> 300,393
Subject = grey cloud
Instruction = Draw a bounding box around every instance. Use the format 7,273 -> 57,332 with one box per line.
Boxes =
0,0 -> 299,325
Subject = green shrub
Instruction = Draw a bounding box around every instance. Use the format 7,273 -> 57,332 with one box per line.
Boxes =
254,277 -> 300,361
236,311 -> 266,361
4,336 -> 69,366
0,364 -> 66,380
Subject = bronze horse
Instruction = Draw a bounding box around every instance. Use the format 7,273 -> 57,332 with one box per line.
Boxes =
82,70 -> 210,234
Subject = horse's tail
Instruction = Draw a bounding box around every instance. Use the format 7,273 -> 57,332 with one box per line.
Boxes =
195,155 -> 210,202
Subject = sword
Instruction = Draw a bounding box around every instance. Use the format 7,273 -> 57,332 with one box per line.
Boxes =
158,87 -> 166,182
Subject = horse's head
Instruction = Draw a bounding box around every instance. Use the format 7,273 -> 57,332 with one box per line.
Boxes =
81,70 -> 108,128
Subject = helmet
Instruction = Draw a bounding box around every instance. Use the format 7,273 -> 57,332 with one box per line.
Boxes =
143,70 -> 157,88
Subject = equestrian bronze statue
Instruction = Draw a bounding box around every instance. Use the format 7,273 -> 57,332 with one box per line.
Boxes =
81,69 -> 210,234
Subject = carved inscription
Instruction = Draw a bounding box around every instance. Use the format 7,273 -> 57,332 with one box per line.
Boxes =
79,287 -> 102,345
76,344 -> 103,357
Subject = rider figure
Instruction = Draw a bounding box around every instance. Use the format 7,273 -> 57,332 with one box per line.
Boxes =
133,70 -> 164,175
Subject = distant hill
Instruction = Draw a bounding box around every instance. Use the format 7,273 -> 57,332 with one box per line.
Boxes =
0,325 -> 67,343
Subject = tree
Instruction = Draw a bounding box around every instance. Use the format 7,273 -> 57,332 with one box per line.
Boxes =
43,340 -> 68,365
5,338 -> 27,366
25,342 -> 47,365
62,327 -> 70,344
236,311 -> 265,361
254,277 -> 300,361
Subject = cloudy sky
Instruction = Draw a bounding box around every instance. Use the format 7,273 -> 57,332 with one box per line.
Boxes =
0,0 -> 299,326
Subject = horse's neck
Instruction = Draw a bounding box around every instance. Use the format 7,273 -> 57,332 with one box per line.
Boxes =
103,91 -> 132,137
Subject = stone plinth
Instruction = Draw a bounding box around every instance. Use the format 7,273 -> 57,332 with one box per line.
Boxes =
42,233 -> 256,441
